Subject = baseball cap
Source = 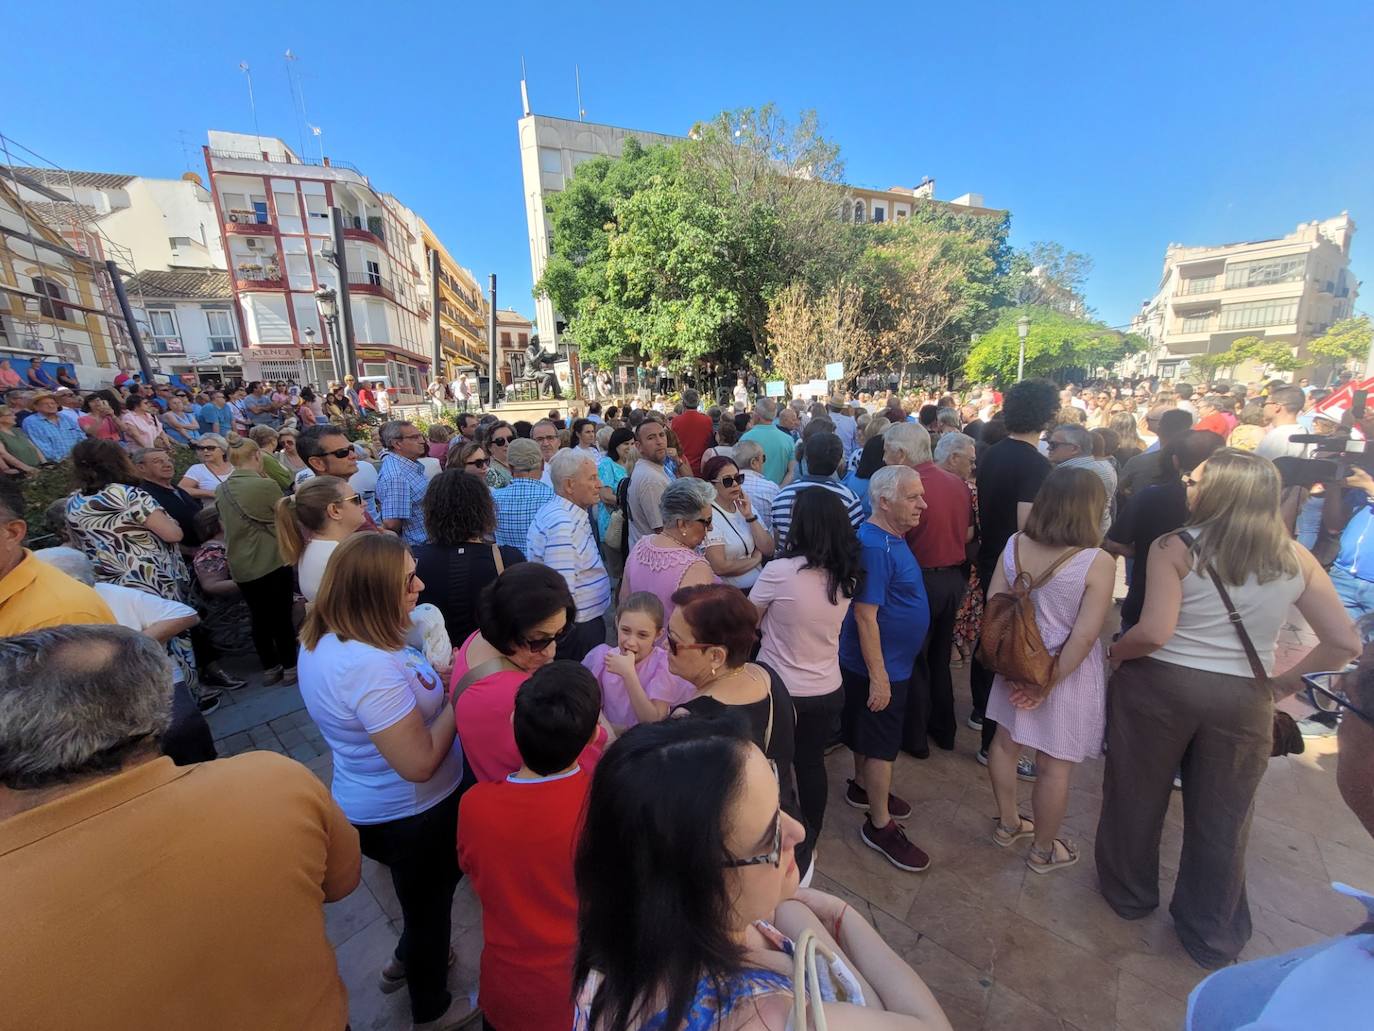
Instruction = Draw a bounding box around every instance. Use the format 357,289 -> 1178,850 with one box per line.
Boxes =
507,438 -> 543,472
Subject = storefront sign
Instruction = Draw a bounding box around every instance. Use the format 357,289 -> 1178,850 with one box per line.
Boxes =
247,346 -> 300,361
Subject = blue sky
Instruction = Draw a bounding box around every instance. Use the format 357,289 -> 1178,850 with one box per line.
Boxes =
4,1 -> 1371,330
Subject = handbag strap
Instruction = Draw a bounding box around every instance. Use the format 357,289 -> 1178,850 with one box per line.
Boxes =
1013,534 -> 1084,590
450,654 -> 516,700
1177,530 -> 1269,684
490,542 -> 505,575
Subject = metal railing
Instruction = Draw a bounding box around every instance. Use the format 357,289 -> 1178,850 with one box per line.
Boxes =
226,208 -> 272,227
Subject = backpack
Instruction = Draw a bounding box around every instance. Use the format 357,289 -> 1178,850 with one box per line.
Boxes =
976,535 -> 1082,699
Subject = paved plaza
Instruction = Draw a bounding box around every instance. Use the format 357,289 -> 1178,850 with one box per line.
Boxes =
207,616 -> 1374,1031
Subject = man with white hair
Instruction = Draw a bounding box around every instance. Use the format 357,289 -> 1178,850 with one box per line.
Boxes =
735,439 -> 779,533
0,624 -> 361,1030
838,464 -> 932,873
526,448 -> 611,661
1047,422 -> 1115,536
739,397 -> 795,485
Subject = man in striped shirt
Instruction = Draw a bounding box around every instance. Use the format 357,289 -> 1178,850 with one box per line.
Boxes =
526,448 -> 610,661
770,431 -> 864,550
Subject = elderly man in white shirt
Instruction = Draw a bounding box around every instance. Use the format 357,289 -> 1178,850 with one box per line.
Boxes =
526,448 -> 611,662
735,439 -> 780,533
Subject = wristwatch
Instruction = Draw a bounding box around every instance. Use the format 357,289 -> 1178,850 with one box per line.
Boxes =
745,515 -> 758,523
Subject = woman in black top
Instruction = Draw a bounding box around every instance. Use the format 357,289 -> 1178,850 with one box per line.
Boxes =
666,582 -> 810,875
413,469 -> 523,644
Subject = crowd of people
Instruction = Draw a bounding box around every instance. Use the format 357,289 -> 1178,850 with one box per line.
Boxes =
1,363 -> 1371,1030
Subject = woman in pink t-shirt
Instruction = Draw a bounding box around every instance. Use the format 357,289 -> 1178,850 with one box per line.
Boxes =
750,488 -> 860,847
452,562 -> 606,782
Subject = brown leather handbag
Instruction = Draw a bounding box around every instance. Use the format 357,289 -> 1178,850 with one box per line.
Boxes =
976,536 -> 1082,701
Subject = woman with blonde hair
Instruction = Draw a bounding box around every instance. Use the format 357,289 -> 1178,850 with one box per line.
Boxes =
247,423 -> 296,491
216,434 -> 295,685
275,474 -> 368,602
297,533 -> 468,1028
1108,412 -> 1145,466
1098,449 -> 1359,967
985,467 -> 1115,875
179,432 -> 234,500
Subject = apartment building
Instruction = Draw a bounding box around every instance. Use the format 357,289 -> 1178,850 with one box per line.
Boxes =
120,268 -> 242,382
494,308 -> 533,385
0,176 -> 125,382
391,204 -> 489,381
1129,214 -> 1358,380
841,179 -> 1004,225
203,131 -> 429,394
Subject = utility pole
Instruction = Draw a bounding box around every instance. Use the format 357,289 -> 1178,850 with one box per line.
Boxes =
330,207 -> 358,378
487,274 -> 498,408
105,261 -> 155,383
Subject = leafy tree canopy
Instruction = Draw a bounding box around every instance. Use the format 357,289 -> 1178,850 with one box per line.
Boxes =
1307,315 -> 1371,368
965,307 -> 1140,385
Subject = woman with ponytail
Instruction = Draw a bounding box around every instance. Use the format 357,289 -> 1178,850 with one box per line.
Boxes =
275,475 -> 369,602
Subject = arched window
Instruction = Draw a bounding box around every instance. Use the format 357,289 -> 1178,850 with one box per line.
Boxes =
853,201 -> 865,224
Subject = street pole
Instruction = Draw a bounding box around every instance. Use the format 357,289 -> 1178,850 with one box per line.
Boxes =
105,260 -> 155,383
330,207 -> 358,378
487,274 -> 497,408
1016,315 -> 1030,383
429,249 -> 443,385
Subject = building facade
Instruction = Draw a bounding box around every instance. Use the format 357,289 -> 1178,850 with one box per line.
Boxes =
493,308 -> 533,385
203,131 -> 429,396
1129,214 -> 1358,381
121,268 -> 242,383
0,177 -> 124,383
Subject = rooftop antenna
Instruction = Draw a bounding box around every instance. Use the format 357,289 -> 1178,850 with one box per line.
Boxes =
176,129 -> 194,172
284,49 -> 308,161
309,124 -> 325,165
520,55 -> 531,117
575,65 -> 585,120
239,62 -> 265,155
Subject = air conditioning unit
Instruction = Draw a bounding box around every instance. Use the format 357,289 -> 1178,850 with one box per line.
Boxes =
245,238 -> 261,250
224,354 -> 243,367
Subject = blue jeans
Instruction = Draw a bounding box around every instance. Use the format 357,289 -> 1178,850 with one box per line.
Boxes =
1331,563 -> 1374,622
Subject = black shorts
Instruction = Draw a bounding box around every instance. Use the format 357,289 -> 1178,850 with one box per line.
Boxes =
839,666 -> 910,762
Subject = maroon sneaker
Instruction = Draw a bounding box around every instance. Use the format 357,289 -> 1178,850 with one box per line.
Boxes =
844,779 -> 913,821
861,817 -> 931,872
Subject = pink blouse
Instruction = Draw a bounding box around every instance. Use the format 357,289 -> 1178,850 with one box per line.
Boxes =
621,537 -> 716,626
751,556 -> 852,697
582,644 -> 695,729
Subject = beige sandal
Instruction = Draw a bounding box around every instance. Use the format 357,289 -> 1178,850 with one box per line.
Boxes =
992,815 -> 1035,848
1027,838 -> 1080,874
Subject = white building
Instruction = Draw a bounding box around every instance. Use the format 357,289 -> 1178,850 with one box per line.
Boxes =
121,268 -> 242,382
203,131 -> 429,394
1132,214 -> 1358,381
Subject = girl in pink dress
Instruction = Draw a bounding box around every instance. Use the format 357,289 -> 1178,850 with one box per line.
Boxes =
984,468 -> 1116,875
582,592 -> 695,732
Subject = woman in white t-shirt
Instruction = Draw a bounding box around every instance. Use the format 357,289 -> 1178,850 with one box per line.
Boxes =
178,433 -> 234,501
297,533 -> 468,1027
700,455 -> 774,591
274,474 -> 367,602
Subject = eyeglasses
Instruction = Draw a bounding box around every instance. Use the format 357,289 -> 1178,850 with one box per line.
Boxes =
339,493 -> 363,507
534,434 -> 558,444
397,433 -> 424,442
1301,669 -> 1374,726
519,622 -> 573,652
666,631 -> 715,656
405,571 -> 419,592
694,517 -> 714,529
490,436 -> 513,447
466,458 -> 490,469
193,445 -> 218,452
716,475 -> 741,488
723,762 -> 783,869
1046,440 -> 1076,451
325,446 -> 355,459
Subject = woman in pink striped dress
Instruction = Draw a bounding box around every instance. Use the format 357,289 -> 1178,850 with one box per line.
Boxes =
984,467 -> 1116,875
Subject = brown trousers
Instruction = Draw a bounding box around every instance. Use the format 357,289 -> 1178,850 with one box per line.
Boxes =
1094,656 -> 1273,968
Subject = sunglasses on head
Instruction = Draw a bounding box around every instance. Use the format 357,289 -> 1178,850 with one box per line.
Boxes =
519,622 -> 573,652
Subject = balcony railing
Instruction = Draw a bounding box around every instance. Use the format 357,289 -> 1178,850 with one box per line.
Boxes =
346,268 -> 395,301
342,214 -> 386,246
225,208 -> 273,232
235,265 -> 284,291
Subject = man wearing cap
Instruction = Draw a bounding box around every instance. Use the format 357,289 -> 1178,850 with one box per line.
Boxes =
493,438 -> 554,551
21,391 -> 84,462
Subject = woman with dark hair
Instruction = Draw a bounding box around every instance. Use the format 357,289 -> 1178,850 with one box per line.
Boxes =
451,561 -> 603,782
482,420 -> 516,487
79,393 -> 123,443
444,439 -> 490,476
751,488 -> 861,851
119,394 -> 172,450
596,426 -> 634,541
666,583 -> 812,874
843,434 -> 888,517
572,417 -> 599,455
414,468 -> 524,645
983,467 -> 1115,876
700,455 -> 774,590
572,717 -> 951,1031
297,533 -> 470,1029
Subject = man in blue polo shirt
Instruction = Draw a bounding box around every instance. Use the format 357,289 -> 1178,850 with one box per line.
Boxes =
738,397 -> 796,485
838,464 -> 931,873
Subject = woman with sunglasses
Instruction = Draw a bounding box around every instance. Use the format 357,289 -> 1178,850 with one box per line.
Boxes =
482,420 -> 516,488
573,716 -> 951,1031
298,533 -> 472,1030
446,439 -> 490,477
178,433 -> 234,501
1100,449 -> 1359,968
700,456 -> 774,591
619,477 -> 718,627
275,474 -> 368,602
452,562 -> 607,784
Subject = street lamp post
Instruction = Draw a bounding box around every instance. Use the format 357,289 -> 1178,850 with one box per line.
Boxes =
315,286 -> 343,383
1016,315 -> 1030,382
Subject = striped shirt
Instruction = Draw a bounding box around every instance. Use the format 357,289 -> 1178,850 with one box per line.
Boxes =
526,494 -> 611,622
493,478 -> 554,551
769,476 -> 865,551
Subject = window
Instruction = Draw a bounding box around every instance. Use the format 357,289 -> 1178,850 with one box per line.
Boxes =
1181,313 -> 1212,333
1218,298 -> 1299,331
148,309 -> 182,353
273,191 -> 299,217
1224,256 -> 1305,290
252,200 -> 270,224
286,254 -> 312,291
205,309 -> 237,351
305,194 -> 330,225
517,333 -> 528,348
501,332 -> 512,347
32,277 -> 70,321
1181,275 -> 1216,295
366,259 -> 382,287
873,206 -> 885,223
539,147 -> 563,174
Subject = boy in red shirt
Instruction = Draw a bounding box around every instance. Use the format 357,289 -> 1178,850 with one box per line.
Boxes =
457,661 -> 600,1031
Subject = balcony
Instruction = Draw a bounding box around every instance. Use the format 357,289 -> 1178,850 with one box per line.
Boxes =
224,208 -> 274,234
346,267 -> 395,302
235,264 -> 285,292
342,214 -> 386,247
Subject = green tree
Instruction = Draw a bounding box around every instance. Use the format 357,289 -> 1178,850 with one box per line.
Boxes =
1228,336 -> 1302,376
1004,242 -> 1094,317
1308,315 -> 1372,371
964,306 -> 1139,385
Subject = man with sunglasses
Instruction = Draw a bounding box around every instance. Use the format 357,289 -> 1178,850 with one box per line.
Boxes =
294,425 -> 379,527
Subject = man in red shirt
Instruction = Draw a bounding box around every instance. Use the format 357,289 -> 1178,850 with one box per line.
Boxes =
899,428 -> 974,756
457,661 -> 600,1031
670,387 -> 714,476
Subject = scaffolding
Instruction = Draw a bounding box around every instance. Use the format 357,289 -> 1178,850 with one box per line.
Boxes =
0,131 -> 138,372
